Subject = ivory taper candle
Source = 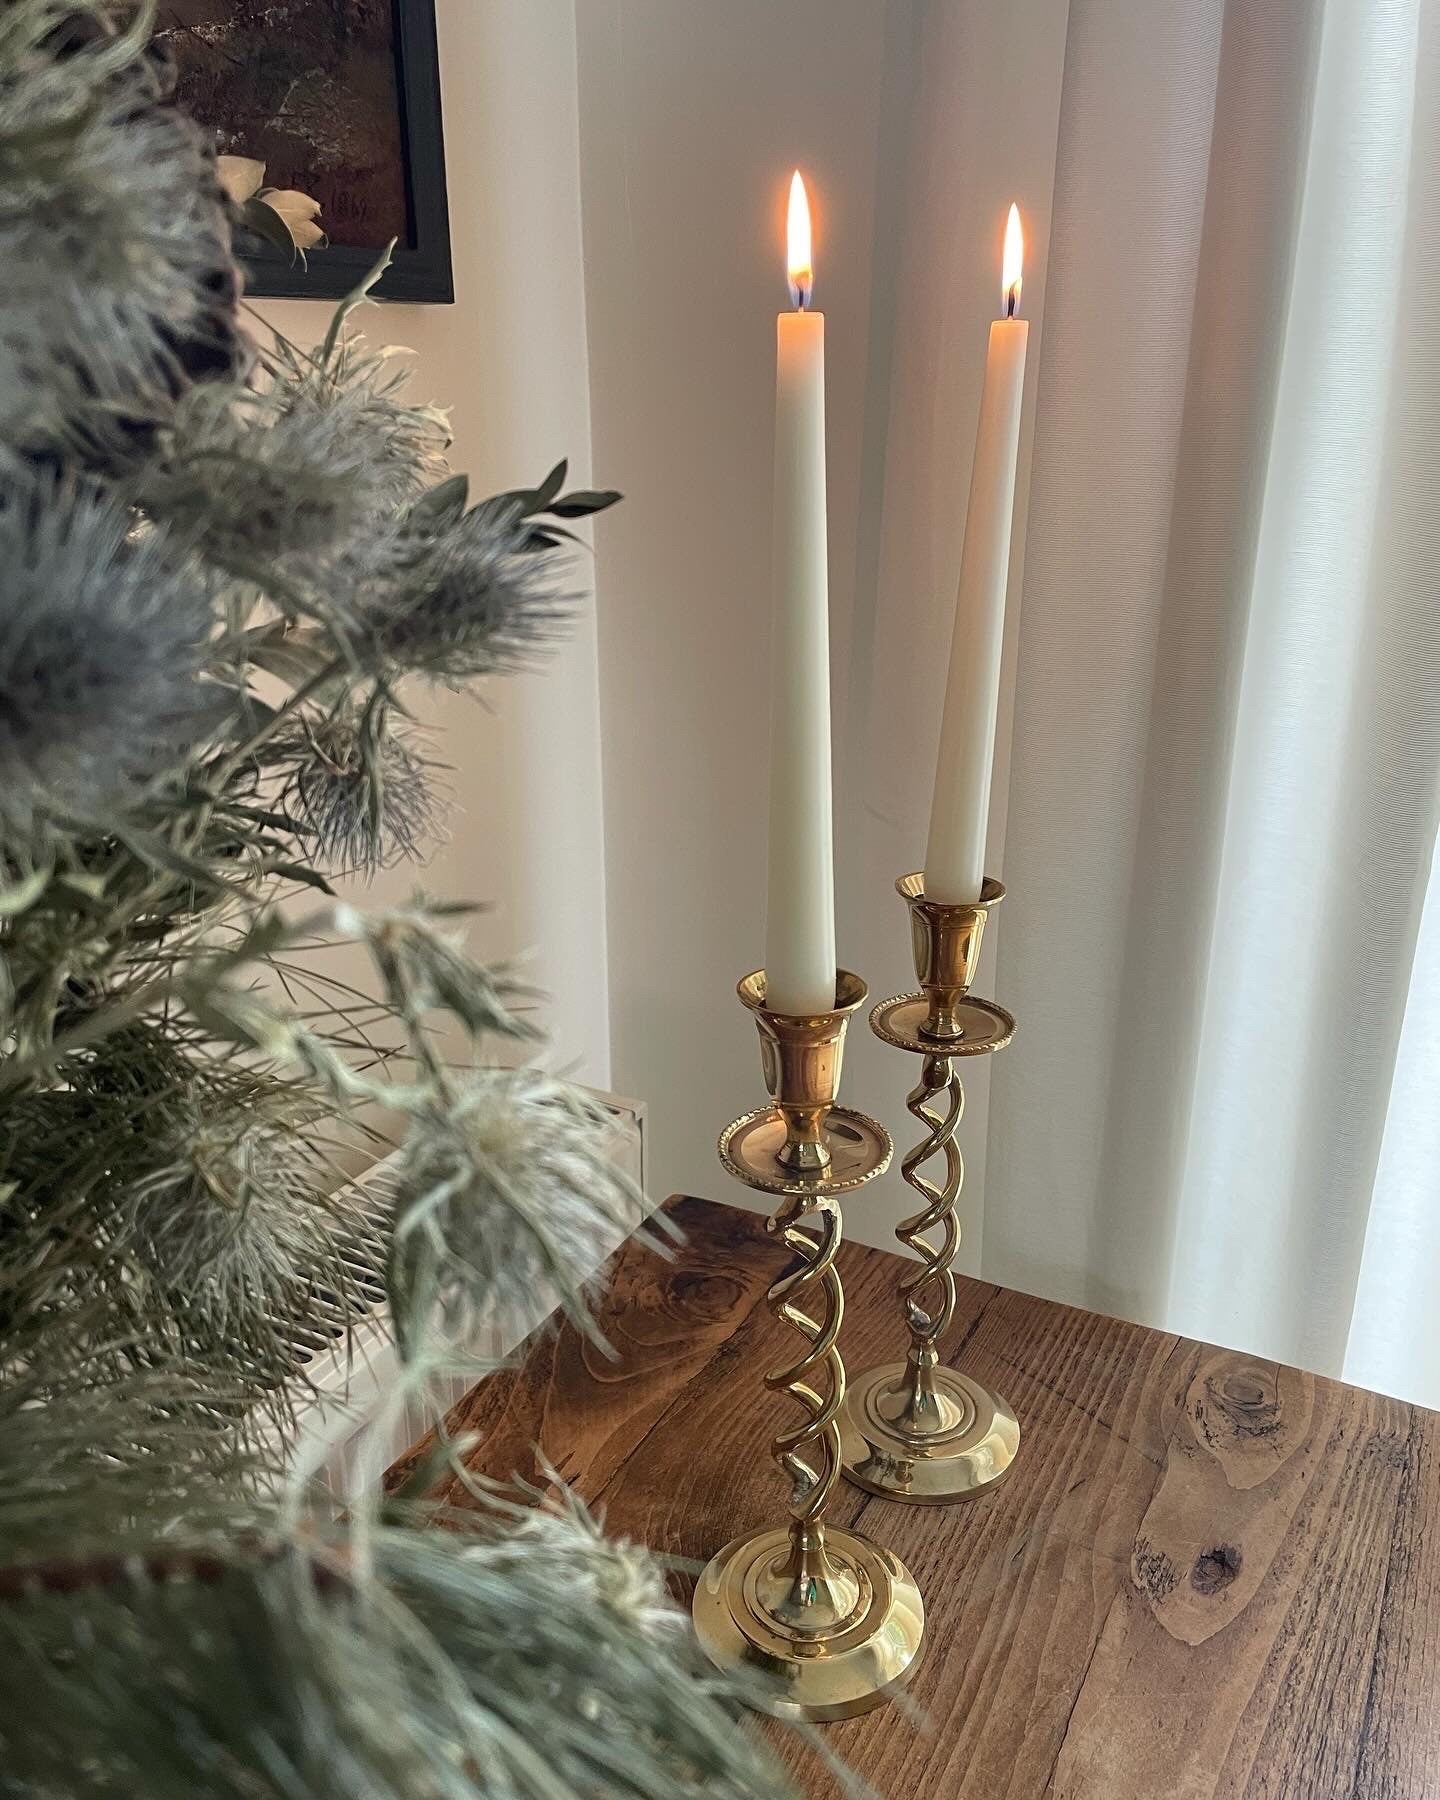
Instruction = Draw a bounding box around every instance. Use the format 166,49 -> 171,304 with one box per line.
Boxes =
763,171 -> 837,1015
924,204 -> 1029,905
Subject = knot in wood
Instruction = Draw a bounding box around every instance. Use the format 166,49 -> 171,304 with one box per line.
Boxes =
1191,1543 -> 1242,1597
1207,1366 -> 1282,1440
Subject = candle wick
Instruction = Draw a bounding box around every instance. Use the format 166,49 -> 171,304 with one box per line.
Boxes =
1006,291 -> 1016,320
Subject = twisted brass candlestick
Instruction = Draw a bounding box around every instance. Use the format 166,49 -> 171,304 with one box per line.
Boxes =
839,874 -> 1021,1504
693,969 -> 925,1721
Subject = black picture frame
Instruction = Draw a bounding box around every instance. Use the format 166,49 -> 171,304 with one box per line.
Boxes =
232,0 -> 452,306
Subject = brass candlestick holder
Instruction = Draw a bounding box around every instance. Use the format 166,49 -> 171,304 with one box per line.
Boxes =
840,874 -> 1020,1504
693,968 -> 925,1721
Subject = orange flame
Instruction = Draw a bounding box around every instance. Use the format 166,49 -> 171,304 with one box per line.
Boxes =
787,171 -> 813,310
1002,203 -> 1023,317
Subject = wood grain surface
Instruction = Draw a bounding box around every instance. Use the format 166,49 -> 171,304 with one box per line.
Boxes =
386,1197 -> 1439,1799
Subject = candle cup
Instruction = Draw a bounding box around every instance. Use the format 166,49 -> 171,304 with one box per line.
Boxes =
721,969 -> 877,1181
839,874 -> 1021,1505
698,970 -> 925,1722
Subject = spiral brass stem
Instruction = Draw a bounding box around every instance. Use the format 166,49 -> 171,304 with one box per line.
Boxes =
765,1192 -> 846,1523
840,876 -> 1018,1506
895,1054 -> 964,1363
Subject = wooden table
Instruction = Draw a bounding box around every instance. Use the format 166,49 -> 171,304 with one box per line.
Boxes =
388,1197 -> 1440,1798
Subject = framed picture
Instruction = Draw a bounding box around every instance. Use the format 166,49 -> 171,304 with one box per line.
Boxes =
158,0 -> 454,304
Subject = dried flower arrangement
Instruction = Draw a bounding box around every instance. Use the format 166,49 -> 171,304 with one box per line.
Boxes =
0,3 -> 794,1793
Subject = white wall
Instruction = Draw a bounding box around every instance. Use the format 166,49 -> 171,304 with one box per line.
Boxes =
258,0 -> 610,1089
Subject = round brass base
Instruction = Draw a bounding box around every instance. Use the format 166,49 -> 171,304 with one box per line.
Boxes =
840,1362 -> 1020,1504
716,1106 -> 892,1196
691,1525 -> 925,1721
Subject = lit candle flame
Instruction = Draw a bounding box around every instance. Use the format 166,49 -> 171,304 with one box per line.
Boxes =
1002,202 -> 1023,318
787,170 -> 813,310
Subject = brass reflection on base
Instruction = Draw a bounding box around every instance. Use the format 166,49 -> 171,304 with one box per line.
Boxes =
842,1361 -> 1019,1504
840,875 -> 1022,1506
695,969 -> 925,1721
692,1524 -> 924,1723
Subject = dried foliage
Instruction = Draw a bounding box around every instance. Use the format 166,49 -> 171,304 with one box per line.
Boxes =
0,478 -> 222,839
0,0 -> 247,468
0,5 -> 789,1795
273,706 -> 448,875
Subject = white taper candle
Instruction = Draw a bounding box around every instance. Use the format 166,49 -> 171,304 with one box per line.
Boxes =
924,204 -> 1029,905
763,172 -> 836,1014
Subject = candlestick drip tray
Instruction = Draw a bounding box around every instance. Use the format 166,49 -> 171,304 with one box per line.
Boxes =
717,1106 -> 892,1197
869,993 -> 1016,1057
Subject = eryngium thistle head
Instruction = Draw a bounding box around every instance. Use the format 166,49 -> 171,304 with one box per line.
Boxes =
280,333 -> 452,513
275,707 -> 446,877
363,501 -> 570,686
135,345 -> 451,568
0,1 -> 246,467
333,901 -> 541,1043
134,384 -> 378,568
120,1080 -> 369,1389
488,1499 -> 683,1645
0,480 -> 221,841
389,1072 -> 643,1351
127,1106 -> 318,1290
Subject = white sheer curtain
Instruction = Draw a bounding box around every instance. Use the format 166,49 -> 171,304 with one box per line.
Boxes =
572,0 -> 1438,1398
857,0 -> 1440,1402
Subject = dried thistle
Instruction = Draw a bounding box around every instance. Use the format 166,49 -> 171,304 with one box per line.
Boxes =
388,1071 -> 644,1348
125,1101 -> 336,1318
0,10 -> 792,1795
272,330 -> 453,514
364,501 -> 571,685
273,706 -> 447,876
0,0 -> 245,467
134,384 -> 372,567
0,477 -> 221,843
334,900 -> 540,1043
0,1039 -> 363,1418
0,1498 -> 793,1800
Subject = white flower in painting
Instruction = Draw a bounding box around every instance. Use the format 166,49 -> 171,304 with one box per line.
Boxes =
217,154 -> 266,206
218,154 -> 326,254
261,189 -> 325,251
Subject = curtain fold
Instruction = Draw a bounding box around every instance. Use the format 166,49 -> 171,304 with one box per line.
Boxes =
973,0 -> 1440,1400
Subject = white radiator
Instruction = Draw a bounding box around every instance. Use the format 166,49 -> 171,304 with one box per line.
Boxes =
283,1089 -> 648,1502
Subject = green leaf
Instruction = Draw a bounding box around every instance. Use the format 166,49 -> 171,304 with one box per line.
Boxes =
231,692 -> 285,739
239,196 -> 300,260
109,826 -> 234,896
222,803 -> 312,836
242,625 -> 335,687
320,241 -> 396,366
550,489 -> 623,518
264,861 -> 337,897
535,459 -> 568,508
407,473 -> 470,532
490,461 -> 571,524
55,872 -> 107,901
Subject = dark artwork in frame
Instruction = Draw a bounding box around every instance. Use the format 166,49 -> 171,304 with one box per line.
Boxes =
158,0 -> 453,304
